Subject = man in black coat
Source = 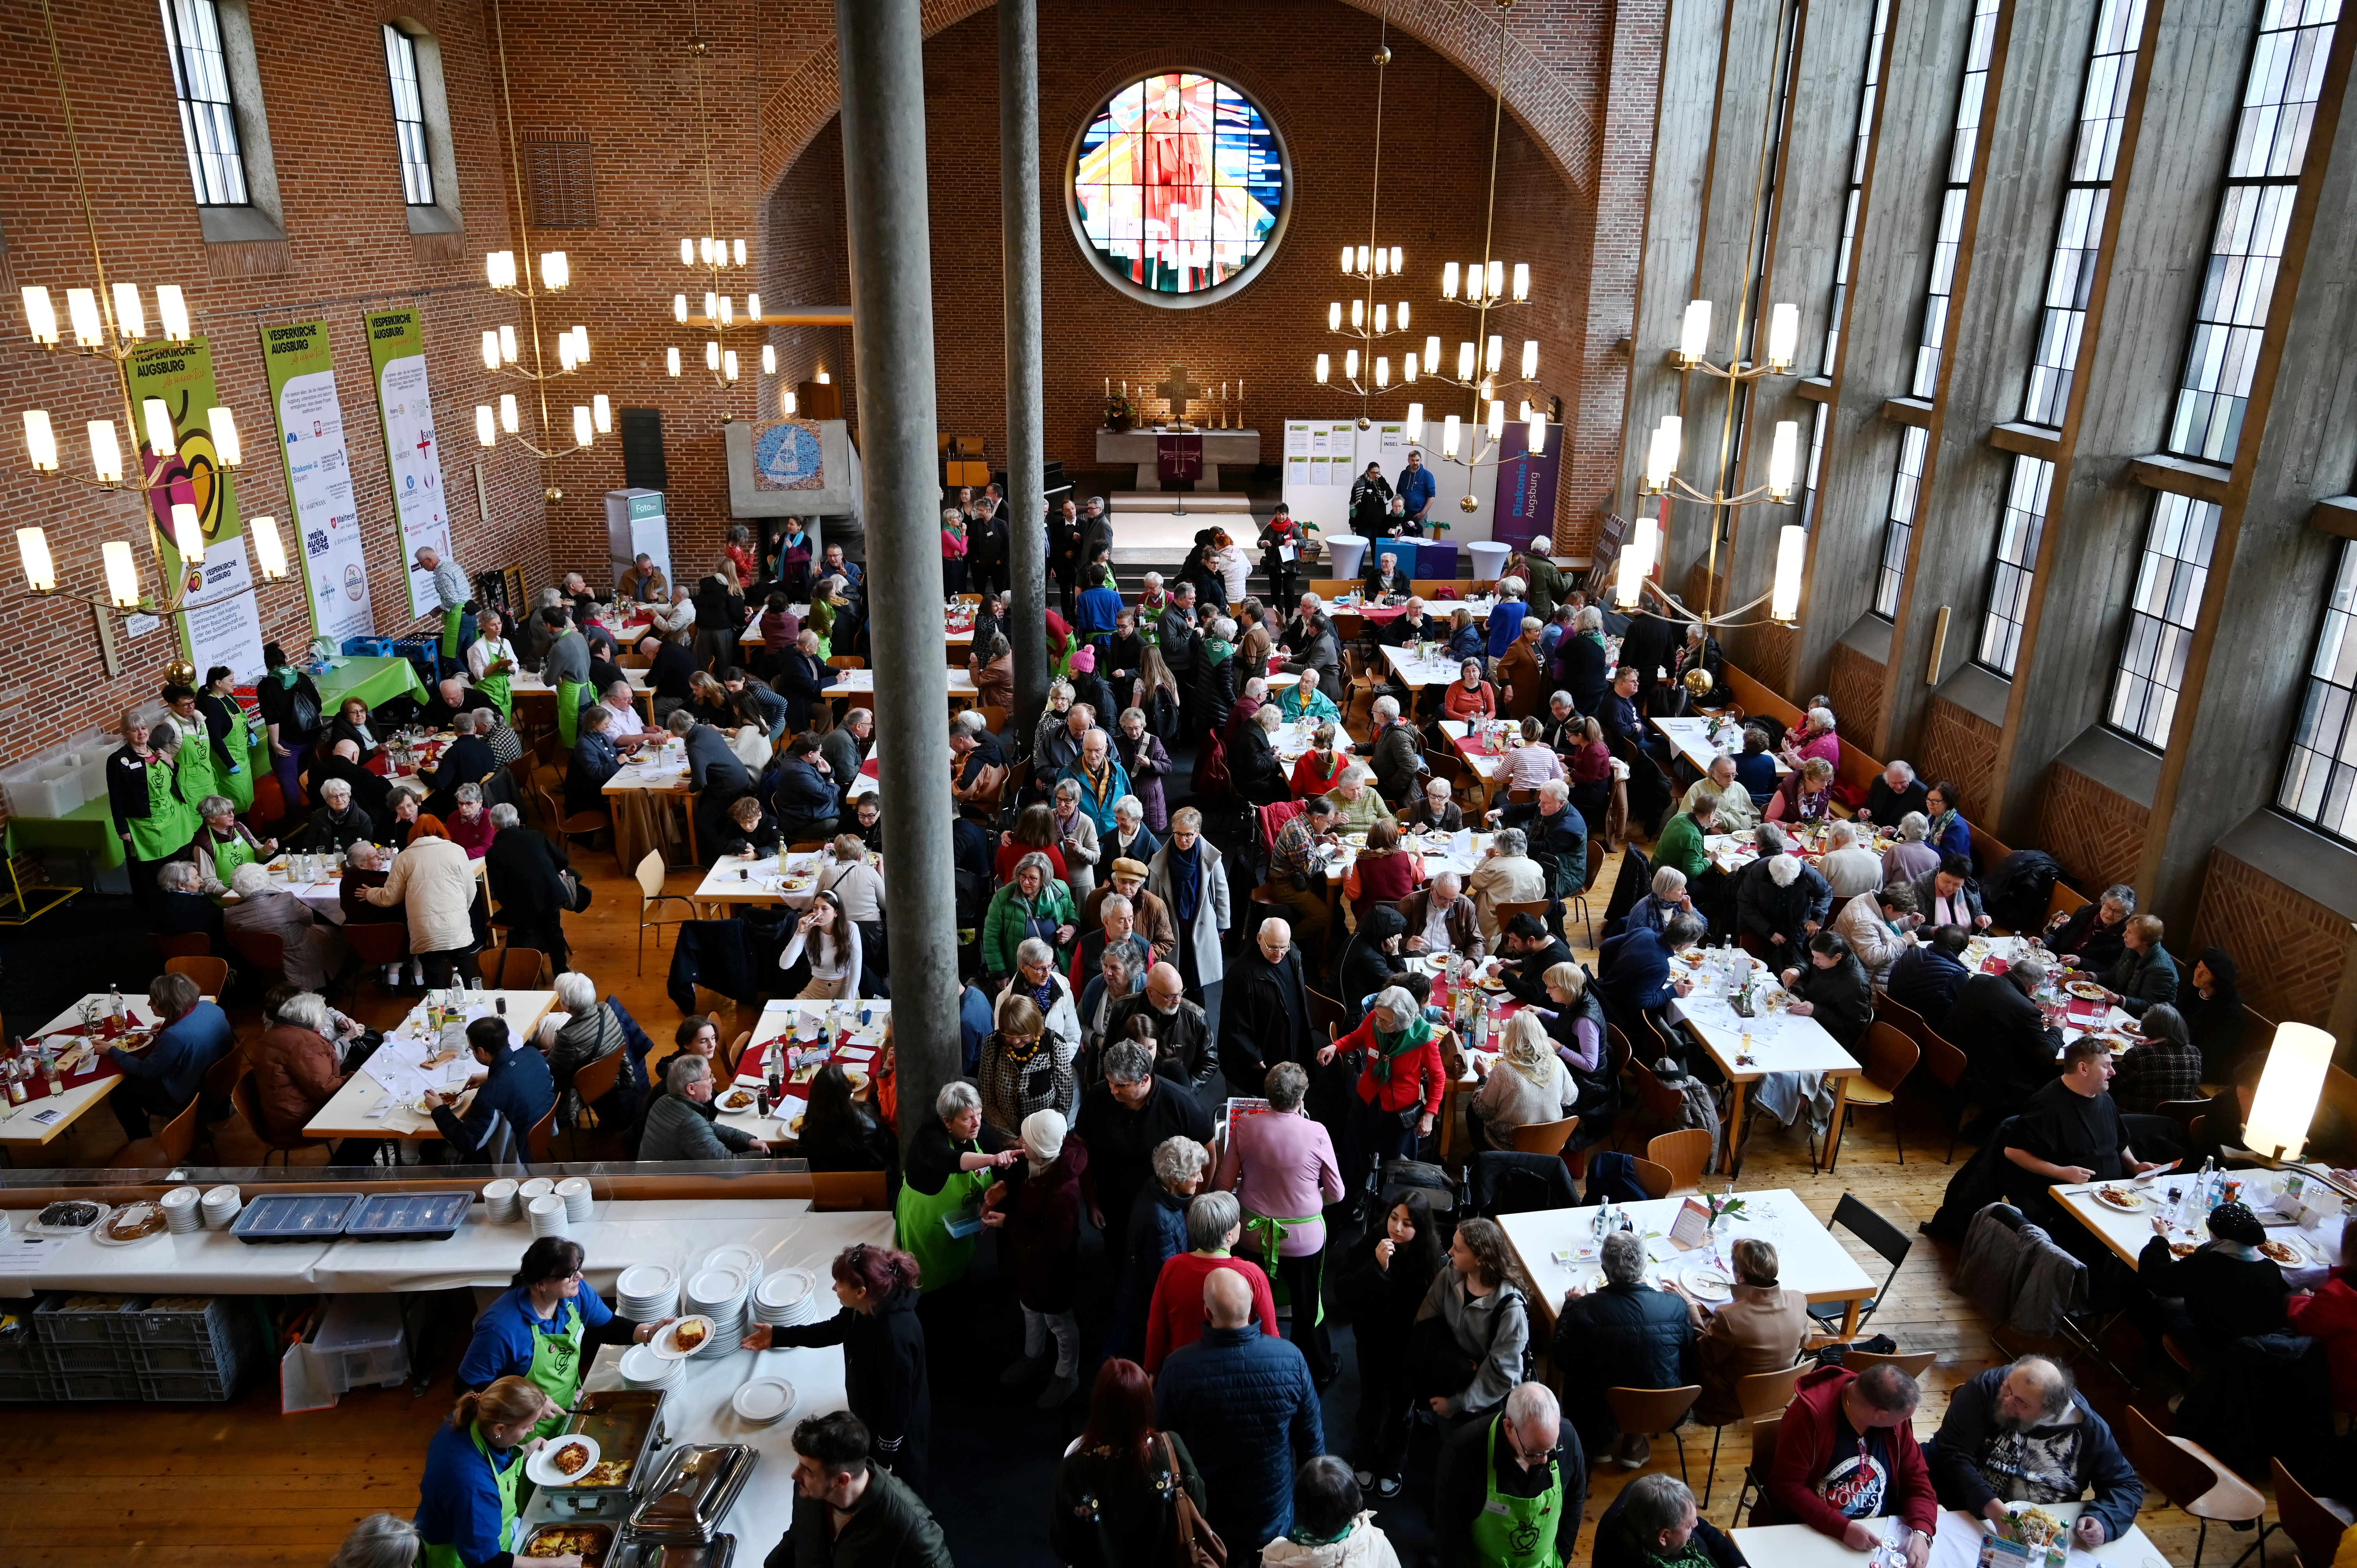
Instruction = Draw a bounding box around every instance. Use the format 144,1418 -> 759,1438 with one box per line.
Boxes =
1105,962 -> 1213,1084
1887,925 -> 1972,1028
1555,1229 -> 1695,1463
1219,916 -> 1317,1093
1488,913 -> 1574,1008
1951,953 -> 2066,1125
485,809 -> 576,969
668,710 -> 750,864
1077,1038 -> 1214,1262
428,711 -> 499,807
1500,780 -> 1589,897
318,738 -> 394,821
1048,497 -> 1082,617
1159,584 -> 1203,738
772,734 -> 840,841
1859,759 -> 1931,829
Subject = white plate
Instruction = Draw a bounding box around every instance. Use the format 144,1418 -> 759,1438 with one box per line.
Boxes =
1682,1260 -> 1737,1303
616,1264 -> 675,1301
687,1268 -> 748,1310
526,1432 -> 602,1487
732,1377 -> 795,1424
90,1203 -> 170,1246
756,1269 -> 817,1312
617,1343 -> 676,1387
652,1315 -> 716,1360
702,1243 -> 763,1280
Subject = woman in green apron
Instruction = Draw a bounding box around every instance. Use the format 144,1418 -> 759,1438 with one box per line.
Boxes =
161,683 -> 220,810
455,1238 -> 657,1440
414,1374 -> 581,1568
895,1080 -> 1019,1291
132,728 -> 200,867
191,796 -> 276,894
466,608 -> 519,723
194,666 -> 256,814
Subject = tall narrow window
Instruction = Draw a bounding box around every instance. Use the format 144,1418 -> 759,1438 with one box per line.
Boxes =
384,25 -> 433,207
1800,0 -> 1891,530
2167,0 -> 2339,462
160,0 -> 248,207
1973,0 -> 2145,676
2280,540 -> 2357,840
2107,493 -> 2219,746
1872,0 -> 2000,620
1875,427 -> 1927,619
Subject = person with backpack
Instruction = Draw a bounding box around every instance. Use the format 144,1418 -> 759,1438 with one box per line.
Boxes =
1410,1216 -> 1531,1424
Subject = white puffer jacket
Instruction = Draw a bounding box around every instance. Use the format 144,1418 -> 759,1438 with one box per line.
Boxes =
1260,1515 -> 1403,1568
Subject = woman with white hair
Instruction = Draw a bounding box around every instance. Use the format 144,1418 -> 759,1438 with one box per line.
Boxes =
190,793 -> 276,894
328,1513 -> 423,1568
999,1108 -> 1091,1408
484,799 -> 578,969
1882,810 -> 1943,885
223,860 -> 347,989
1468,1012 -> 1577,1151
1486,574 -> 1530,660
894,1079 -> 1019,1291
1779,704 -> 1841,770
246,989 -> 355,1152
539,969 -> 643,1130
1107,1127 -> 1211,1359
1328,985 -> 1449,1179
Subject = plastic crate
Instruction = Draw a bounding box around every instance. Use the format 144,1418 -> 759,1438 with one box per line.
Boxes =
341,636 -> 396,658
306,1294 -> 409,1394
0,1317 -> 55,1403
140,1365 -> 245,1402
54,1365 -> 145,1402
131,1295 -> 266,1378
33,1293 -> 143,1349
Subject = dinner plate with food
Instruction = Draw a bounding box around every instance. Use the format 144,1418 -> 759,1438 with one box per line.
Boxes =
2260,1237 -> 2309,1268
718,1088 -> 757,1113
2065,980 -> 2108,1001
2092,1185 -> 2145,1211
92,1201 -> 169,1245
651,1315 -> 716,1360
526,1432 -> 603,1487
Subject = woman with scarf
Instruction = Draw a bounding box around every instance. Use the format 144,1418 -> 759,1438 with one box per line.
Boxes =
1466,1012 -> 1577,1151
1113,707 -> 1172,834
158,682 -> 222,812
1923,779 -> 1973,860
939,506 -> 969,595
977,993 -> 1079,1139
996,1109 -> 1091,1409
2177,947 -> 2245,1081
1765,756 -> 1837,825
1065,734 -> 1131,842
191,794 -> 277,894
254,641 -> 324,813
1147,810 -> 1229,1026
768,518 -> 812,599
1214,1060 -> 1346,1385
2136,1199 -> 2290,1358
193,665 -> 257,813
1290,721 -> 1350,800
1325,985 -> 1447,1194
1558,606 -> 1613,715
463,608 -> 520,722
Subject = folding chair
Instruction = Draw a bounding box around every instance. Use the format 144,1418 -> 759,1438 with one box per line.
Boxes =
1807,1192 -> 1910,1334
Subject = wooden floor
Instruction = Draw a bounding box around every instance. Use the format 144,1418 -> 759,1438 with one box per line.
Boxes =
0,831 -> 2225,1566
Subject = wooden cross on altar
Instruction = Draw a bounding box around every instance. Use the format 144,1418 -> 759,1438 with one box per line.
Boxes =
1156,364 -> 1202,428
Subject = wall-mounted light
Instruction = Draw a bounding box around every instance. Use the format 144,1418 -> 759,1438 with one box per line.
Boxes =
16,527 -> 57,592
1767,420 -> 1799,501
1770,525 -> 1806,623
23,411 -> 58,473
101,540 -> 140,607
1678,299 -> 1712,367
209,407 -> 241,468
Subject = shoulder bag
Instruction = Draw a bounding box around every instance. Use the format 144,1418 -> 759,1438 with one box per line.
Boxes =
1162,1433 -> 1226,1568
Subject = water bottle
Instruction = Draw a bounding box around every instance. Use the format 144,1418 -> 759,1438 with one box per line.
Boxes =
108,984 -> 124,1028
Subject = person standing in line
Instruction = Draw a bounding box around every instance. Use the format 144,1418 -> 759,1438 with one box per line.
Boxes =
765,1410 -> 953,1568
765,1243 -> 935,1494
1215,1061 -> 1347,1386
1156,1268 -> 1326,1558
1051,1358 -> 1210,1568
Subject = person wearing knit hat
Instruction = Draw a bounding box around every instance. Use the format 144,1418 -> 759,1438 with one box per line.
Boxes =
1000,1107 -> 1090,1409
2134,1195 -> 2291,1358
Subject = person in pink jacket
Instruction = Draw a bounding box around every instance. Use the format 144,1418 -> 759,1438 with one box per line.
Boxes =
1215,1061 -> 1346,1385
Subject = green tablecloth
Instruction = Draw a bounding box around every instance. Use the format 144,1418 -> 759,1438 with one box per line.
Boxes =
5,656 -> 431,872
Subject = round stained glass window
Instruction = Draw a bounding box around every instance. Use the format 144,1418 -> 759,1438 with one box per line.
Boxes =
1068,71 -> 1289,308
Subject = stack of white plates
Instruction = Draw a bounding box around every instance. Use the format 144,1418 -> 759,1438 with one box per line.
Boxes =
200,1185 -> 242,1229
701,1243 -> 764,1293
751,1268 -> 824,1328
731,1376 -> 796,1425
160,1186 -> 203,1235
686,1267 -> 748,1356
481,1179 -> 520,1223
517,1176 -> 555,1205
618,1342 -> 683,1391
556,1177 -> 594,1223
615,1263 -> 680,1323
526,1194 -> 568,1238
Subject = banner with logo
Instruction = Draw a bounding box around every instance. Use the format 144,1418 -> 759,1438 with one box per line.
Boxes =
364,307 -> 453,620
127,335 -> 267,682
1494,420 -> 1563,551
261,320 -> 374,645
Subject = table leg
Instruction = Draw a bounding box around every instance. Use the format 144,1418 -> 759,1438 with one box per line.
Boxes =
1440,1079 -> 1460,1164
609,796 -> 640,875
1725,1079 -> 1749,1176
1819,1075 -> 1852,1174
1839,1297 -> 1861,1338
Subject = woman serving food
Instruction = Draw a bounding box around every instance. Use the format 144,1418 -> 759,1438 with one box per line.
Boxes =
414,1374 -> 583,1568
456,1238 -> 664,1439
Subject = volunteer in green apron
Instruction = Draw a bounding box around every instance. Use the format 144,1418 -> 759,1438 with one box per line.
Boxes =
466,608 -> 519,722
455,1238 -> 659,1441
896,1080 -> 1018,1291
418,543 -> 470,674
1454,1398 -> 1573,1568
161,684 -> 220,809
415,1375 -> 578,1568
131,729 -> 198,867
191,796 -> 275,893
196,667 -> 256,814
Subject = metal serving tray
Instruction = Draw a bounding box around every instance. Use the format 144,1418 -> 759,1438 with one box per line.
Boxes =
227,1192 -> 364,1244
341,1191 -> 473,1241
546,1386 -> 670,1513
613,1536 -> 734,1568
624,1443 -> 756,1545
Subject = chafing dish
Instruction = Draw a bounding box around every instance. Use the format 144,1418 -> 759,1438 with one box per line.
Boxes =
548,1386 -> 672,1518
613,1537 -> 736,1568
624,1443 -> 758,1546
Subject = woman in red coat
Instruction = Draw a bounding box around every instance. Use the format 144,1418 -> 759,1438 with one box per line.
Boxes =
994,1107 -> 1091,1410
1325,985 -> 1449,1201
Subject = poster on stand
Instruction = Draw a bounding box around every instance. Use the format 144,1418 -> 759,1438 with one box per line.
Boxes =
1493,420 -> 1563,551
128,335 -> 266,682
365,307 -> 453,620
261,320 -> 374,645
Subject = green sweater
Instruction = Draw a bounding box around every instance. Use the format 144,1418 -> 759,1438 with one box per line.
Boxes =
982,880 -> 1078,975
1655,810 -> 1713,880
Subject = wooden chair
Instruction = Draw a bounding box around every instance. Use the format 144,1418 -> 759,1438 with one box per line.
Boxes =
977,705 -> 1008,734
1618,1054 -> 1692,1148
1604,1385 -> 1703,1481
1874,991 -> 1931,1049
147,932 -> 211,962
1730,1414 -> 1782,1524
344,921 -> 412,1002
696,985 -> 753,1046
536,779 -> 610,851
1821,1022 -> 1919,1171
826,655 -> 866,670
229,1069 -> 311,1166
1839,1349 -> 1936,1378
1647,1128 -> 1712,1193
224,927 -> 288,990
1495,900 -> 1550,934
635,851 -> 695,975
2122,1406 -> 2265,1568
164,955 -> 230,999
567,1050 -> 626,1157
486,947 -> 547,989
1701,1361 -> 1808,1508
1509,1116 -> 1580,1158
1306,988 -> 1347,1046
190,1045 -> 251,1164
721,1030 -> 752,1081
2269,1455 -> 2348,1568
109,1088 -> 202,1169
1631,1156 -> 1676,1199
526,1104 -> 558,1163
1919,1026 -> 1974,1161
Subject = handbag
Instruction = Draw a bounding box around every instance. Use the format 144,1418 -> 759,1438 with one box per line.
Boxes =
1162,1434 -> 1226,1568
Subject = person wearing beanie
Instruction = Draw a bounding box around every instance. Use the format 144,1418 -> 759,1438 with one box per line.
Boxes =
998,1108 -> 1090,1409
2135,1197 -> 2291,1358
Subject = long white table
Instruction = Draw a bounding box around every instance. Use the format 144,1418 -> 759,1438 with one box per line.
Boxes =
0,993 -> 164,1153
1656,715 -> 1791,775
1733,1503 -> 2166,1568
2048,1164 -> 2345,1280
1381,643 -> 1473,691
714,1000 -> 892,1148
1499,1187 -> 1875,1337
1667,949 -> 1861,1174
691,849 -> 884,913
303,990 -> 557,1141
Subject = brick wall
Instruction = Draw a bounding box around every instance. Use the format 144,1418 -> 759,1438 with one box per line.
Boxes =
2190,846 -> 2357,1031
1825,641 -> 1888,760
1919,694 -> 2000,821
2037,761 -> 2149,896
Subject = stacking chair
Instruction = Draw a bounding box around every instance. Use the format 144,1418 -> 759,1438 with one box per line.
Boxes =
1919,1027 -> 1974,1161
1604,1384 -> 1703,1482
485,946 -> 547,989
635,851 -> 694,975
1646,1128 -> 1712,1193
525,1104 -> 558,1164
1807,1192 -> 1911,1335
1631,1157 -> 1677,1199
1839,1348 -> 1936,1379
224,928 -> 288,991
147,932 -> 211,962
1700,1361 -> 1808,1508
344,922 -> 411,1004
1820,1022 -> 1919,1171
1509,1116 -> 1580,1158
230,1069 -> 311,1166
2122,1406 -> 2265,1568
109,1090 -> 201,1169
2268,1456 -> 2348,1568
163,954 -> 230,999
568,1050 -> 625,1157
1729,1415 -> 1781,1524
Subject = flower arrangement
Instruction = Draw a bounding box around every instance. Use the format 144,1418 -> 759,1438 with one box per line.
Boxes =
1705,1191 -> 1749,1228
1102,392 -> 1140,431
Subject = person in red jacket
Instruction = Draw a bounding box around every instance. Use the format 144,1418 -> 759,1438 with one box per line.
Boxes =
1143,1189 -> 1279,1375
2288,1217 -> 2357,1415
1324,985 -> 1450,1195
1754,1363 -> 1936,1565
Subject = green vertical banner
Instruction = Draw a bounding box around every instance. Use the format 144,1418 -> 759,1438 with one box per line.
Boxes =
365,306 -> 454,620
261,320 -> 376,644
127,335 -> 267,680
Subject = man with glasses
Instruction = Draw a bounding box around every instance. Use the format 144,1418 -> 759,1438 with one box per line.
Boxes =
1436,1381 -> 1585,1567
1105,961 -> 1212,1086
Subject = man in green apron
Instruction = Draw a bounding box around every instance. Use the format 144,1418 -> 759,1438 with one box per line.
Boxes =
1438,1383 -> 1581,1568
417,544 -> 472,677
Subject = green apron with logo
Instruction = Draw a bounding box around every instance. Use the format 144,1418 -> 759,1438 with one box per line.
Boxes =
420,1420 -> 521,1568
173,726 -> 220,818
440,606 -> 465,660
555,678 -> 589,750
475,645 -> 515,722
216,705 -> 256,814
126,756 -> 192,863
895,1146 -> 995,1292
205,827 -> 258,890
1470,1417 -> 1565,1568
522,1296 -> 587,1440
